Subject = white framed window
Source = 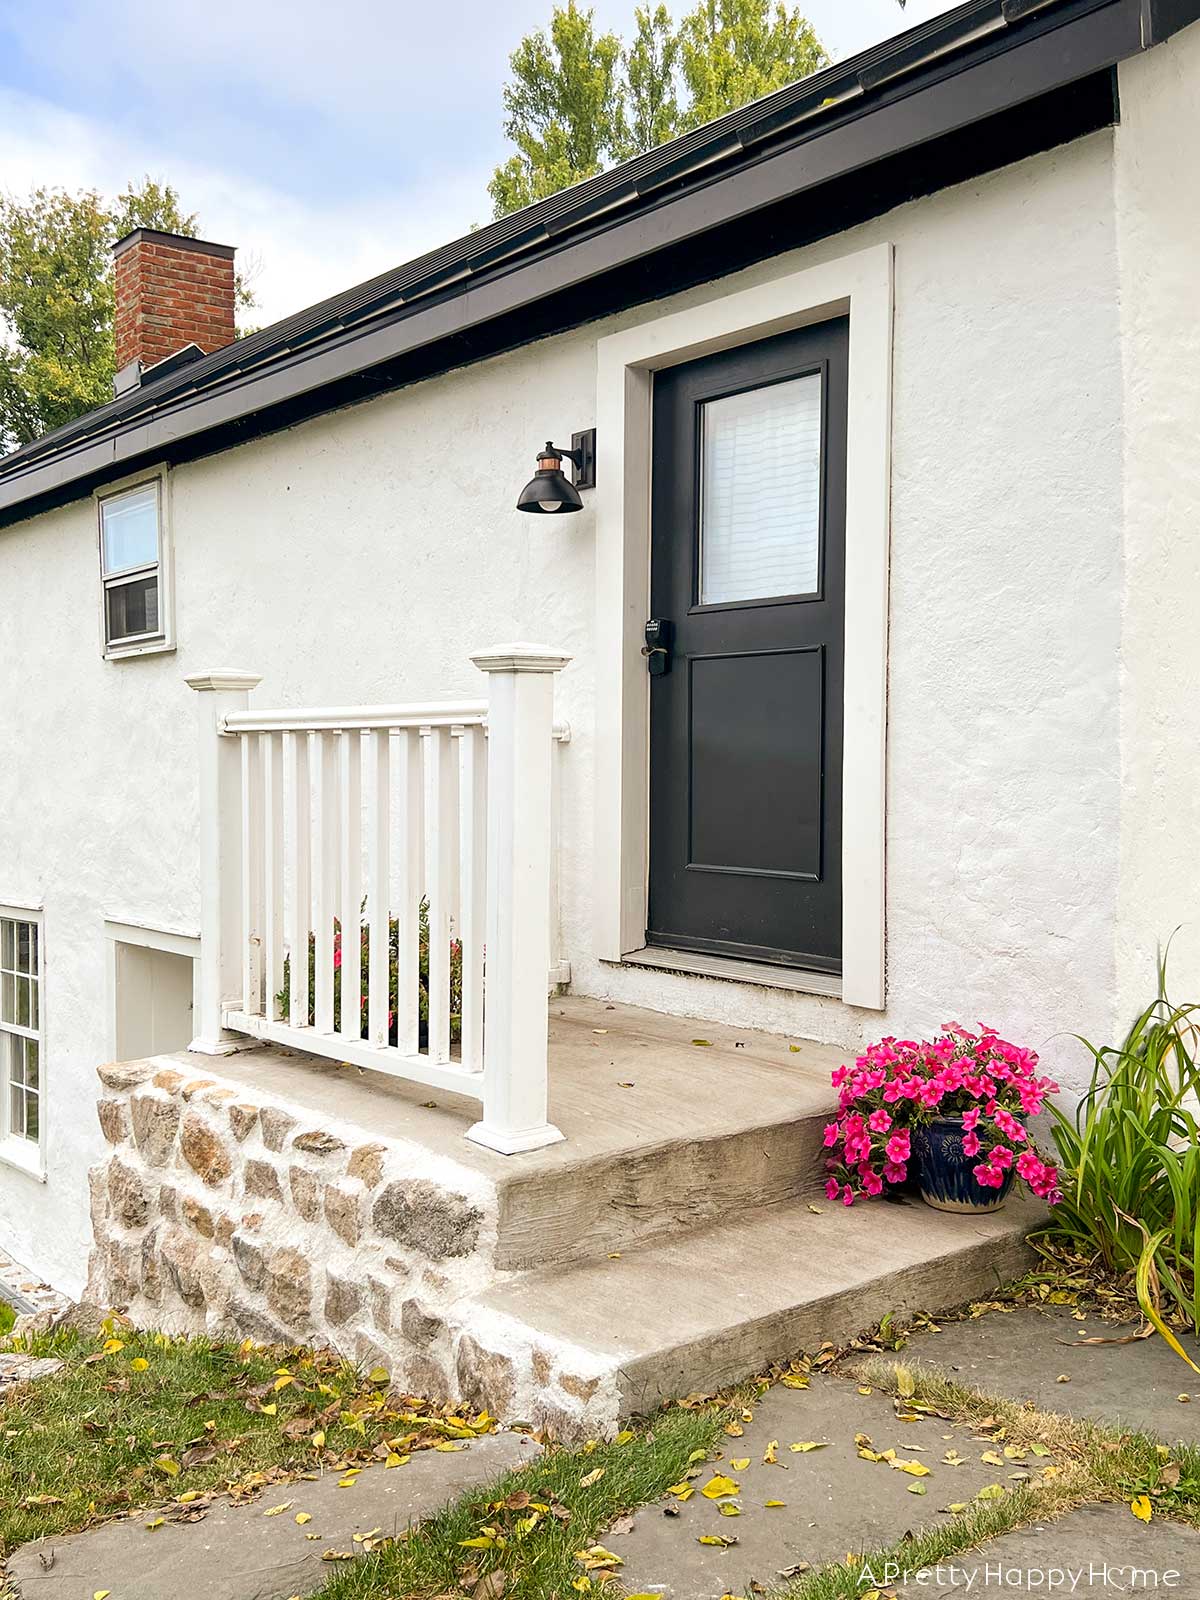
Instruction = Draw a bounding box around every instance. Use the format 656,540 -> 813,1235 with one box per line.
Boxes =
0,907 -> 45,1179
97,469 -> 175,658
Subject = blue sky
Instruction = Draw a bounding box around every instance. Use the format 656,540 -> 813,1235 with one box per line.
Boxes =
0,0 -> 956,325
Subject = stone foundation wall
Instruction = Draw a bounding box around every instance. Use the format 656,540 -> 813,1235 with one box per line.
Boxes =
87,1055 -> 619,1439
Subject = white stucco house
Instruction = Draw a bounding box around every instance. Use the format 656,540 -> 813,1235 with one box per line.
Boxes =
1,0 -> 1198,1432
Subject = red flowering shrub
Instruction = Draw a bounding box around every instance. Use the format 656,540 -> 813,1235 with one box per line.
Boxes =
823,1024 -> 1061,1207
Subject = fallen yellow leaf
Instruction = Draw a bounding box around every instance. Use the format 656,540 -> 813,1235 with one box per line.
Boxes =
311,1430 -> 326,1448
698,1534 -> 738,1547
385,1453 -> 409,1468
762,1440 -> 778,1465
263,1502 -> 293,1517
580,1468 -> 605,1487
130,1357 -> 150,1372
144,1517 -> 164,1530
718,1501 -> 741,1516
789,1441 -> 828,1453
296,1513 -> 312,1525
259,1403 -> 277,1416
730,1458 -> 751,1471
155,1456 -> 180,1477
701,1475 -> 740,1499
764,1499 -> 786,1508
1131,1495 -> 1153,1523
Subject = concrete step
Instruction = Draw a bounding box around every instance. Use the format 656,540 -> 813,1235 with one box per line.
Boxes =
491,999 -> 842,1271
475,1189 -> 1042,1418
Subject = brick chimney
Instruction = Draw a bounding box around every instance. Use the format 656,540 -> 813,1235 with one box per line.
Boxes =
112,228 -> 237,393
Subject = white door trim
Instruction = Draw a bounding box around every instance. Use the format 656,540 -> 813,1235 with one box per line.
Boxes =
592,242 -> 893,1009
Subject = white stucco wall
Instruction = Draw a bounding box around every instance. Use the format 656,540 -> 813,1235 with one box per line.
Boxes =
1113,21 -> 1200,1024
0,127 -> 1128,1293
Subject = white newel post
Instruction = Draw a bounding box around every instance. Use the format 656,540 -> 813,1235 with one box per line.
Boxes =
467,644 -> 570,1154
186,670 -> 262,1054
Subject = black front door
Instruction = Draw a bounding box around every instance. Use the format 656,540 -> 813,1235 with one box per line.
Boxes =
647,317 -> 848,973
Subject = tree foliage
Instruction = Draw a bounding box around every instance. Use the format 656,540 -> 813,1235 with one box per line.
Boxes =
0,178 -> 251,455
489,0 -> 828,215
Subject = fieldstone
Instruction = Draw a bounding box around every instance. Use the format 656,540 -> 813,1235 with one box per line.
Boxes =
325,1275 -> 363,1326
265,1247 -> 311,1330
456,1334 -> 516,1417
289,1165 -> 322,1222
130,1093 -> 182,1167
182,1195 -> 215,1238
161,1228 -> 205,1309
96,1099 -> 129,1144
372,1181 -> 482,1259
325,1180 -> 364,1248
229,1299 -> 291,1346
97,1060 -> 155,1091
228,1103 -> 259,1142
347,1142 -> 387,1187
292,1129 -> 345,1157
406,1353 -> 452,1399
259,1107 -> 297,1153
108,1156 -> 153,1229
52,1301 -> 109,1339
244,1158 -> 283,1203
559,1371 -> 600,1404
180,1078 -> 217,1101
159,1183 -> 178,1221
531,1397 -> 588,1444
368,1276 -> 393,1333
214,1214 -> 235,1247
354,1331 -> 394,1374
231,1230 -> 268,1293
152,1068 -> 186,1094
88,1164 -> 110,1232
400,1297 -> 442,1347
179,1113 -> 232,1187
198,1086 -> 236,1106
107,1237 -> 141,1306
141,1227 -> 162,1304
531,1349 -> 553,1388
0,1354 -> 66,1385
199,1249 -> 235,1318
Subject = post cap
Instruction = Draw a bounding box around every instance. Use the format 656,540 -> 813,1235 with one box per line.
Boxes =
184,670 -> 263,693
470,643 -> 572,675
470,644 -> 572,675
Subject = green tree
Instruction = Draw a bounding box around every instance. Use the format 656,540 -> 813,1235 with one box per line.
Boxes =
0,178 -> 252,454
676,0 -> 826,131
488,1 -> 624,216
490,0 -> 829,216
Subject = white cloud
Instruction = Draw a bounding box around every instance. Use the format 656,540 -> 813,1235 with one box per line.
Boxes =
0,87 -> 491,327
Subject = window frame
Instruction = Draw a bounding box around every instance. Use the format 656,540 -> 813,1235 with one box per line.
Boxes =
95,466 -> 176,660
0,903 -> 46,1181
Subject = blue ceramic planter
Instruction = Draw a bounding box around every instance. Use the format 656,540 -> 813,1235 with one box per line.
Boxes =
914,1115 -> 1015,1213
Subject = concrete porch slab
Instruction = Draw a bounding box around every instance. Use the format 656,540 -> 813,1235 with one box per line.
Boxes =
207,994 -> 843,1175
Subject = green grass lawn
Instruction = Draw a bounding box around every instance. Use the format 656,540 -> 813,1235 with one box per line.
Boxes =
0,1320 -> 499,1557
0,1302 -> 14,1337
1,1316 -> 732,1598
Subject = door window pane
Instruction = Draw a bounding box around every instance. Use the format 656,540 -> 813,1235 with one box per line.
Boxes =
101,484 -> 159,574
699,372 -> 822,605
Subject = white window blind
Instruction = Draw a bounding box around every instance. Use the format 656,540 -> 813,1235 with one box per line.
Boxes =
699,372 -> 822,605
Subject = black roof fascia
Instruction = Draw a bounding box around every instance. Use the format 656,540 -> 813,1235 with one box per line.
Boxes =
0,0 -> 1190,526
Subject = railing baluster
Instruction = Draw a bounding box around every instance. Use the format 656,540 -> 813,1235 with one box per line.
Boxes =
262,732 -> 284,1022
313,731 -> 339,1034
460,725 -> 487,1072
287,729 -> 311,1031
395,728 -> 423,1056
339,729 -> 363,1046
240,734 -> 264,1014
367,727 -> 391,1049
425,725 -> 457,1065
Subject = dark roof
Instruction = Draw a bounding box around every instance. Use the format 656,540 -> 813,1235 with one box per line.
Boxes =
0,0 -> 1194,525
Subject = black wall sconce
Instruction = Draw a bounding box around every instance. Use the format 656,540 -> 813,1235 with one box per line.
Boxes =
516,428 -> 596,514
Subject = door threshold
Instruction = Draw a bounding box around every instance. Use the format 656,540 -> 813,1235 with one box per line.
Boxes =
620,945 -> 842,999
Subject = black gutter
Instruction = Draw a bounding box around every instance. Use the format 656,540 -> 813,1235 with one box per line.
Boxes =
0,0 -> 1194,526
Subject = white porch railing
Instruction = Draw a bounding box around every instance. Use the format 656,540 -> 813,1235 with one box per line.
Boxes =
184,645 -> 571,1154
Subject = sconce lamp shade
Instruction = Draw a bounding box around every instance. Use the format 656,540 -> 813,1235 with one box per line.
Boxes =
517,441 -> 586,514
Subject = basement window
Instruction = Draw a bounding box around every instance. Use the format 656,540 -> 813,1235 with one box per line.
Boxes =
98,473 -> 174,658
0,909 -> 44,1178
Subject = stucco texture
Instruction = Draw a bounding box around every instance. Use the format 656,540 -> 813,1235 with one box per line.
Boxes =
0,113 -> 1165,1293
